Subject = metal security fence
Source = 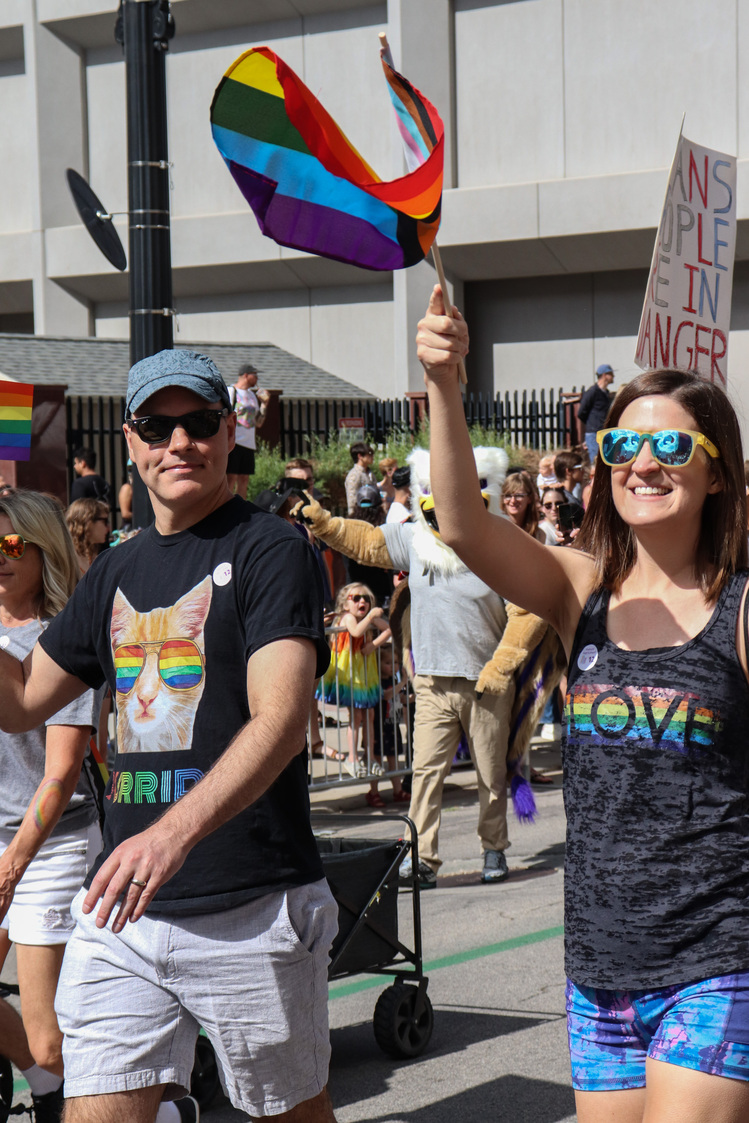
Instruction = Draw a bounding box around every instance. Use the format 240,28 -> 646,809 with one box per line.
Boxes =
280,397 -> 412,456
308,631 -> 413,795
64,385 -> 585,520
278,387 -> 580,458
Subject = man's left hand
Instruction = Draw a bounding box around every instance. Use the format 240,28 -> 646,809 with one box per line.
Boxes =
82,825 -> 188,933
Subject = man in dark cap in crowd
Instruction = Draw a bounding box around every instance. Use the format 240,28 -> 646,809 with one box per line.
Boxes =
577,363 -> 615,464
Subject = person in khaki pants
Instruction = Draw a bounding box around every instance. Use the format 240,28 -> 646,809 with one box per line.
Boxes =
410,673 -> 513,878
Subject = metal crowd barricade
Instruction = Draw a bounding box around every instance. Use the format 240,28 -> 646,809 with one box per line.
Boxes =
308,628 -> 413,790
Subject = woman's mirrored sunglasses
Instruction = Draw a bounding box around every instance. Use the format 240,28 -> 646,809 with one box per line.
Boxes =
0,532 -> 26,560
126,408 -> 229,445
596,428 -> 720,468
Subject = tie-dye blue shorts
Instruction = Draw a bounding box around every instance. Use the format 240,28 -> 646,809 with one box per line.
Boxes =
566,974 -> 749,1090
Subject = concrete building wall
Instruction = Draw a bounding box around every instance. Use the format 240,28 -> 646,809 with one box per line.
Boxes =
0,37 -> 33,234
94,280 -> 393,396
1,0 -> 749,436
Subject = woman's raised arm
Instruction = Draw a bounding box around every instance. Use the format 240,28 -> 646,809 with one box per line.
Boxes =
417,285 -> 595,645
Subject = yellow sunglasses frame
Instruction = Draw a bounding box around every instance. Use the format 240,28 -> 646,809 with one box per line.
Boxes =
596,428 -> 720,467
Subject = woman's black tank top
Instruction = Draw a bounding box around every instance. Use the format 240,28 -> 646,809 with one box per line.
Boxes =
564,570 -> 749,990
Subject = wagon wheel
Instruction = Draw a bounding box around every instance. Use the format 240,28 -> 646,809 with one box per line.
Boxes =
0,1055 -> 12,1123
189,1034 -> 223,1110
373,984 -> 434,1059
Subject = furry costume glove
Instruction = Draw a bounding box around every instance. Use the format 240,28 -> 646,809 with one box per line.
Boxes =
298,495 -> 394,569
475,603 -> 553,696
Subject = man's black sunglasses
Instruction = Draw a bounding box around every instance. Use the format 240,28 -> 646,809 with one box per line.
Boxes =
126,408 -> 229,445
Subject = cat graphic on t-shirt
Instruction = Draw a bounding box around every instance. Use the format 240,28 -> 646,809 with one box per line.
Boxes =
111,576 -> 212,754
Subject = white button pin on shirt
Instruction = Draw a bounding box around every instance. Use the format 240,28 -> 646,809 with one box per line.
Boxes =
212,562 -> 233,587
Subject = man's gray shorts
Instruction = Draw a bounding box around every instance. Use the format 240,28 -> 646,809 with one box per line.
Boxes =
55,879 -> 337,1117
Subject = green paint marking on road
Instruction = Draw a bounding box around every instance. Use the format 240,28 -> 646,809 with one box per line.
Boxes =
329,923 -> 564,999
8,928 -> 564,1092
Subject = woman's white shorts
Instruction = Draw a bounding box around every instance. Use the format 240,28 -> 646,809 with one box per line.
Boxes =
0,821 -> 101,946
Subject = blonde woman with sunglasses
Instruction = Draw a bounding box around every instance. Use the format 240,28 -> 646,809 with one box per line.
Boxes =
418,285 -> 749,1123
0,489 -> 102,1123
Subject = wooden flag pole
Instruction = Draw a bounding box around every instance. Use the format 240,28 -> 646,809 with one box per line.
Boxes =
430,243 -> 468,385
379,32 -> 467,385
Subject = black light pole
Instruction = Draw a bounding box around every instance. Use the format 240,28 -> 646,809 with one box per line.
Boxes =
115,0 -> 175,527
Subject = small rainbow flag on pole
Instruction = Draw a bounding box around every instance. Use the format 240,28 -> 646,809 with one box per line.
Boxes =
0,381 -> 33,461
210,46 -> 443,271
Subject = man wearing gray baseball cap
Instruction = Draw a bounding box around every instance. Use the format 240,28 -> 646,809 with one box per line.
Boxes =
125,349 -> 233,416
0,349 -> 338,1123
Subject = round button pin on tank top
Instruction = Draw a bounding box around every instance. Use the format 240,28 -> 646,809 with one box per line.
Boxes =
577,644 -> 598,672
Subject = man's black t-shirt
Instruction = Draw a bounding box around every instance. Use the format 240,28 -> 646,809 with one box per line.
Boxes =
71,474 -> 111,503
40,497 -> 330,915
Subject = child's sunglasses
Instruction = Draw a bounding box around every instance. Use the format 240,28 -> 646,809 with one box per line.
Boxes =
596,428 -> 720,468
114,638 -> 204,694
0,533 -> 26,560
126,408 -> 229,445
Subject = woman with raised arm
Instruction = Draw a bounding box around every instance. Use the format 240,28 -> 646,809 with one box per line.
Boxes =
417,285 -> 749,1123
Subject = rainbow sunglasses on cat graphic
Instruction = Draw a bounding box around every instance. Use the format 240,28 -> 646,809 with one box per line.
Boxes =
114,638 -> 204,694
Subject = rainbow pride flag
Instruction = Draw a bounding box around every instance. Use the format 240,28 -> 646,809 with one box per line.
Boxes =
0,381 -> 33,461
210,47 -> 443,271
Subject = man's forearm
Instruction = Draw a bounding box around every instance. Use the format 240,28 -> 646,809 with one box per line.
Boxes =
84,636 -> 318,931
154,705 -> 305,854
83,707 -> 307,932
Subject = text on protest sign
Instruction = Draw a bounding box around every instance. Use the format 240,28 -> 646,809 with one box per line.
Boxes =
635,133 -> 736,383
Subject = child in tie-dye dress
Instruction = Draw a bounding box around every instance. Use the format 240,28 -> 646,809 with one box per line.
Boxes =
317,583 -> 391,777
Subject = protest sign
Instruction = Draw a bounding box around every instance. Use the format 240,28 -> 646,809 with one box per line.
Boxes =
0,380 -> 34,460
635,131 -> 736,384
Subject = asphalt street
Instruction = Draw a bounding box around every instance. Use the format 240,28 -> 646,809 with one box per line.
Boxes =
2,743 -> 575,1123
208,741 -> 575,1123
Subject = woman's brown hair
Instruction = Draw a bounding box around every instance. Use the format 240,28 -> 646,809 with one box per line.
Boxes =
501,473 -> 541,538
66,498 -> 109,567
575,368 -> 747,600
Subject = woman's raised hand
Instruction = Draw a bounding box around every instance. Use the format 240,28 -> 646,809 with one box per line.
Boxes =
416,285 -> 469,384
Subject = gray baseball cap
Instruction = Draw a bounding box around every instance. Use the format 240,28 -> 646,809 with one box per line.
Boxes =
126,349 -> 232,416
